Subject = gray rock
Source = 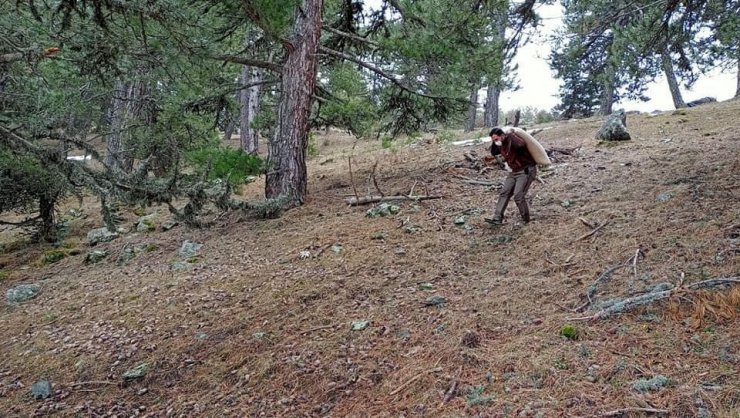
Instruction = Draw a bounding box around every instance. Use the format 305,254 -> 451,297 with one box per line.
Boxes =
366,203 -> 401,218
85,250 -> 108,265
596,109 -> 631,141
161,220 -> 179,231
351,320 -> 369,331
454,215 -> 467,225
656,192 -> 672,202
424,295 -> 447,307
136,215 -> 157,232
31,379 -> 53,400
122,363 -> 149,381
632,375 -> 668,392
87,228 -> 118,245
179,241 -> 203,257
118,245 -> 137,265
330,244 -> 343,254
7,283 -> 41,303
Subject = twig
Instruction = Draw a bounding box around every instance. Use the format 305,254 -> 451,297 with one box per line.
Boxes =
687,277 -> 739,289
575,220 -> 610,242
631,248 -> 643,278
440,366 -> 462,406
409,179 -> 418,197
601,407 -> 669,416
579,217 -> 595,229
390,367 -> 442,396
370,161 -> 384,197
313,242 -> 335,258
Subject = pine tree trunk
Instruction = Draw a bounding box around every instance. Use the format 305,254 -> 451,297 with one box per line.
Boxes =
484,83 -> 500,127
662,51 -> 686,108
265,0 -> 323,205
105,78 -> 151,172
599,64 -> 615,115
464,82 -> 479,132
38,195 -> 56,243
735,58 -> 739,99
240,67 -> 262,154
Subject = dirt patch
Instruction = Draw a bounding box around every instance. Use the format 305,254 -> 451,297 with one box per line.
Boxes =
1,101 -> 739,416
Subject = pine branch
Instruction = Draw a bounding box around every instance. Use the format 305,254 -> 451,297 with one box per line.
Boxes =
322,26 -> 380,47
213,54 -> 282,73
241,0 -> 295,52
318,46 -> 466,103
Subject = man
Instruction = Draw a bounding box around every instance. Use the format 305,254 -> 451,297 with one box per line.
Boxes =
485,127 -> 537,225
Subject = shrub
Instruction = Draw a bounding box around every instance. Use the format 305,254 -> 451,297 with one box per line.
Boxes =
560,324 -> 579,340
186,147 -> 263,187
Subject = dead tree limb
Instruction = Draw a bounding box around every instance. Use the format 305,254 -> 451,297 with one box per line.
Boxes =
440,366 -> 462,406
574,263 -> 627,312
346,195 -> 443,206
575,220 -> 610,242
567,277 -> 739,321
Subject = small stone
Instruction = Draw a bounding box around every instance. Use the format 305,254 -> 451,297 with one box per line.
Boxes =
424,295 -> 447,307
418,283 -> 434,290
397,329 -> 411,340
84,250 -> 108,264
195,333 -> 208,341
136,215 -> 157,232
632,375 -> 668,392
161,220 -> 179,232
122,363 -> 149,381
453,215 -> 466,225
370,231 -> 387,240
330,244 -> 343,254
656,193 -> 672,202
596,109 -> 631,141
351,320 -> 369,331
394,248 -> 406,256
87,228 -> 118,245
584,375 -> 597,383
117,245 -> 137,265
6,283 -> 41,303
171,261 -> 191,272
31,379 -> 53,400
179,241 -> 203,257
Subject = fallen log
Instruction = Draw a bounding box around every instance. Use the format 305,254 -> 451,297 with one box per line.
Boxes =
346,195 -> 443,206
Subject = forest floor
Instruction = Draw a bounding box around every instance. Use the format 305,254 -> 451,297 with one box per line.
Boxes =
1,100 -> 739,417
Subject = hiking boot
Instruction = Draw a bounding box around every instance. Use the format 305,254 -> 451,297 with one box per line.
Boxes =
484,217 -> 502,226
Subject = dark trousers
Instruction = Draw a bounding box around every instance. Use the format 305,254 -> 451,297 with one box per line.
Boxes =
493,166 -> 537,222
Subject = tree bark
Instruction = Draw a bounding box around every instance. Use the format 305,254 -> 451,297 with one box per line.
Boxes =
662,50 -> 686,108
240,66 -> 263,154
265,0 -> 323,205
483,83 -> 500,127
735,58 -> 739,99
464,82 -> 479,132
105,77 -> 152,172
38,195 -> 57,243
599,63 -> 615,115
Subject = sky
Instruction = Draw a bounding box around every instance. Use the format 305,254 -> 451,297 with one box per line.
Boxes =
363,0 -> 738,113
501,2 -> 738,113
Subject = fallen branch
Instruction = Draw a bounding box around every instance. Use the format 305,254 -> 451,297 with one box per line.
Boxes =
579,217 -> 595,229
390,367 -> 442,396
575,220 -> 610,242
440,366 -> 462,406
300,324 -> 335,334
574,264 -> 626,312
346,195 -> 442,206
567,276 -> 739,321
601,407 -> 669,416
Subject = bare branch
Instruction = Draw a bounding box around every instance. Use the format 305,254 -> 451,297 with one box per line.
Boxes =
322,26 -> 380,47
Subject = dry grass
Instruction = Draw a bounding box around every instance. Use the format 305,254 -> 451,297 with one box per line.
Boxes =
1,101 -> 739,417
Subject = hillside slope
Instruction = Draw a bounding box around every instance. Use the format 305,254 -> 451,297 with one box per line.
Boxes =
1,100 -> 738,417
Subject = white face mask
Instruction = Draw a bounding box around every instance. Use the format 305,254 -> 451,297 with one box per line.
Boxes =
494,141 -> 502,146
